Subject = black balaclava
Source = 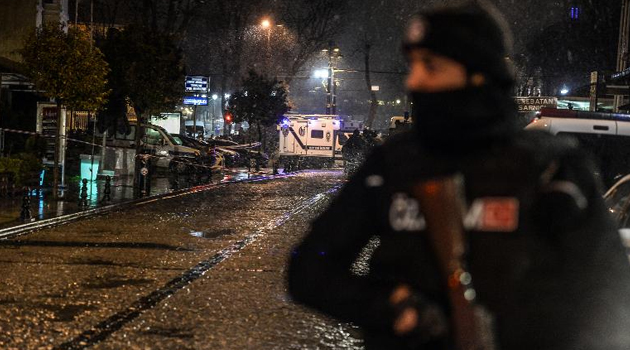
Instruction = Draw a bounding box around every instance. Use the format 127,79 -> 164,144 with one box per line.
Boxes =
403,0 -> 519,153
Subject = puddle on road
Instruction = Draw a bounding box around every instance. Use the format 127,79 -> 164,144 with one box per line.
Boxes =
39,303 -> 97,322
69,258 -> 120,266
83,277 -> 154,289
189,228 -> 234,239
141,326 -> 194,339
0,240 -> 189,251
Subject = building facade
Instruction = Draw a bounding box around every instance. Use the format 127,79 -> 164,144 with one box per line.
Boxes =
0,0 -> 69,64
0,0 -> 69,154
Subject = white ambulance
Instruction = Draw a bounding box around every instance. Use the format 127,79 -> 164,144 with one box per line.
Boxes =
277,114 -> 363,169
388,115 -> 413,136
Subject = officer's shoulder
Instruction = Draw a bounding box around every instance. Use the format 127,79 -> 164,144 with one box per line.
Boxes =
515,129 -> 582,157
355,131 -> 419,170
378,130 -> 419,152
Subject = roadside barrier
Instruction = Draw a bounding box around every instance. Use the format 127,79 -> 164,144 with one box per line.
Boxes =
0,127 -> 245,173
101,176 -> 112,203
20,188 -> 32,222
78,179 -> 89,208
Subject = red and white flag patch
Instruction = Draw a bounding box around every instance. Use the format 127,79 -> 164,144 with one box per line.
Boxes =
465,197 -> 520,232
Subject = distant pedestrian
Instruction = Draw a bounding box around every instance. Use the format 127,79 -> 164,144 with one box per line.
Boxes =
363,129 -> 380,149
342,129 -> 368,175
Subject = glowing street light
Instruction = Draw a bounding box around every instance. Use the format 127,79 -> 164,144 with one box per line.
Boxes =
560,85 -> 570,95
212,94 -> 218,101
314,69 -> 329,79
260,18 -> 273,74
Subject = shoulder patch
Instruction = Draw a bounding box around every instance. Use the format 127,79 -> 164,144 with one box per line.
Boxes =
465,197 -> 519,232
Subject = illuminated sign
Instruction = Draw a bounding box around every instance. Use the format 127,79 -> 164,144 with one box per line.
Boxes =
185,76 -> 209,92
514,97 -> 557,112
183,96 -> 208,106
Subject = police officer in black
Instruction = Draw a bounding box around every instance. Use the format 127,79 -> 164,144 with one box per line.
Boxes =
343,129 -> 368,175
288,2 -> 630,349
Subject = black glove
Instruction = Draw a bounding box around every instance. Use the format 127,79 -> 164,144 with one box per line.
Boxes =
393,292 -> 449,347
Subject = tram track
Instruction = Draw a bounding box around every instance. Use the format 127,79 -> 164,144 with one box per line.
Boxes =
52,184 -> 340,350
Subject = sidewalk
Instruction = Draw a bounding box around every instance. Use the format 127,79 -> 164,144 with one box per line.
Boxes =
0,167 -> 279,230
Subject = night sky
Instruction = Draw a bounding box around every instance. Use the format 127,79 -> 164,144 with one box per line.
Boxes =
69,0 -> 623,125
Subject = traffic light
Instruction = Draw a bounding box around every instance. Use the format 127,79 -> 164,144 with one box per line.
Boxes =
224,112 -> 233,124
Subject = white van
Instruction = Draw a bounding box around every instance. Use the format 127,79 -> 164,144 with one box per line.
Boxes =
184,120 -> 205,139
278,115 -> 347,168
526,107 -> 630,187
388,115 -> 413,136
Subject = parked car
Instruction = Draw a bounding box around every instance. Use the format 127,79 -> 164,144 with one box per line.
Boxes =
526,108 -> 630,188
171,133 -> 227,171
604,174 -> 630,227
95,123 -> 201,171
205,138 -> 266,168
207,137 -> 239,147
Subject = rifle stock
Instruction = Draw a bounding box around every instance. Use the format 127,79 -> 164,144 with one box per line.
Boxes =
413,175 -> 495,350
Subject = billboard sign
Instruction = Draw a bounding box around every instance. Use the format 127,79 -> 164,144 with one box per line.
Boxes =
185,76 -> 209,92
41,107 -> 58,164
183,96 -> 208,106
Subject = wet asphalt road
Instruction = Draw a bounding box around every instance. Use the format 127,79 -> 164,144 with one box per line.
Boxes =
0,170 -> 364,350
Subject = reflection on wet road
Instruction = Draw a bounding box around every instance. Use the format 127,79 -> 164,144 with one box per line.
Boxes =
0,168 -> 280,230
0,170 -> 364,350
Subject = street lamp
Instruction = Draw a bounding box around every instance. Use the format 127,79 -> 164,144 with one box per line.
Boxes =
314,69 -> 329,79
261,19 -> 272,74
324,42 -> 342,115
211,94 -> 218,136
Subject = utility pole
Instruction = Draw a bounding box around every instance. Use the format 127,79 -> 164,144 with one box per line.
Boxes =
325,42 -> 341,115
326,50 -> 334,115
615,0 -> 630,112
193,105 -> 198,137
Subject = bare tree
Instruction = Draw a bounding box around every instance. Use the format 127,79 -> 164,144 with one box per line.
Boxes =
126,0 -> 204,37
197,0 -> 267,125
277,0 -> 349,84
73,0 -> 203,39
362,38 -> 379,128
342,0 -> 418,127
